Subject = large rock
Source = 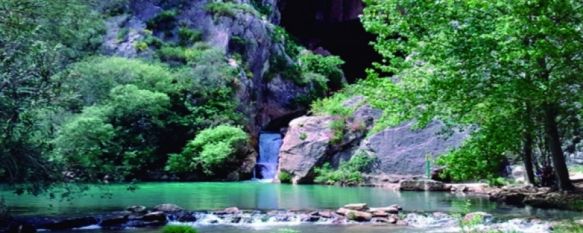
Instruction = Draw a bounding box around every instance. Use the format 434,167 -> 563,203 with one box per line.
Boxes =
276,116 -> 335,183
399,179 -> 449,191
153,204 -> 183,213
359,121 -> 467,176
343,203 -> 368,211
41,217 -> 98,231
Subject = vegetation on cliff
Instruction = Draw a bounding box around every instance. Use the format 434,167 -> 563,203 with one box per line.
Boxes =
358,0 -> 582,190
0,0 -> 347,193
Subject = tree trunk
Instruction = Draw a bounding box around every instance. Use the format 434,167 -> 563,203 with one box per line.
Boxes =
522,130 -> 536,185
544,104 -> 574,191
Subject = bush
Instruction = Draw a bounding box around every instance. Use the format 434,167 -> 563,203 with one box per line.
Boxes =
553,221 -> 583,233
278,171 -> 292,184
314,153 -> 374,185
163,225 -> 198,233
298,52 -> 345,90
178,27 -> 202,46
167,125 -> 248,175
56,54 -> 243,180
206,2 -> 259,18
330,119 -> 346,144
146,10 -> 177,30
157,46 -> 205,64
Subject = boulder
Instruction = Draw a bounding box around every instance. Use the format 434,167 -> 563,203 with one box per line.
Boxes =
126,205 -> 147,214
371,211 -> 389,218
223,207 -> 241,214
463,212 -> 493,224
336,208 -> 351,216
388,215 -> 399,224
370,206 -> 399,214
359,121 -> 467,175
276,116 -> 335,183
7,222 -> 37,233
99,215 -> 128,229
399,179 -> 449,191
41,217 -> 98,230
153,204 -> 183,213
142,211 -> 166,222
343,203 -> 368,211
346,210 -> 372,222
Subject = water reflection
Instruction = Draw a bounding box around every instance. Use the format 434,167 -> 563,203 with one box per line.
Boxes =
1,182 -> 579,219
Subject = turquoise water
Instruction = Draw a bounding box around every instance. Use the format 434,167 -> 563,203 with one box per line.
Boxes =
2,182 -> 577,220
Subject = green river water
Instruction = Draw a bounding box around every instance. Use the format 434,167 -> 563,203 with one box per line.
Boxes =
2,182 -> 580,233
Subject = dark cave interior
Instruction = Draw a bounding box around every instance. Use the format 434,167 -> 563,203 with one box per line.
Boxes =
279,0 -> 381,83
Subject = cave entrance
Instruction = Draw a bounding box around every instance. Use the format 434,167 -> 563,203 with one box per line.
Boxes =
279,0 -> 381,83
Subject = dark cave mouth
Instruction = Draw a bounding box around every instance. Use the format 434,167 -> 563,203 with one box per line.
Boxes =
279,0 -> 381,83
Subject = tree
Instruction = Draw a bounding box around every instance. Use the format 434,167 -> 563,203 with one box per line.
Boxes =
362,0 -> 583,190
0,0 -> 103,193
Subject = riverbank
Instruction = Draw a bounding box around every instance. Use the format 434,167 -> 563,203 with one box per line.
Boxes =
2,203 -> 561,233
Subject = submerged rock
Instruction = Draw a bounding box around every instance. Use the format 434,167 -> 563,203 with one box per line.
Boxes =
346,210 -> 372,222
463,212 -> 493,224
399,179 -> 449,191
343,203 -> 368,211
41,217 -> 98,230
154,204 -> 183,213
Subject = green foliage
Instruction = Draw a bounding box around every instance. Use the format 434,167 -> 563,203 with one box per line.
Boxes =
163,225 -> 198,233
167,125 -> 248,175
134,41 -> 148,52
0,0 -> 104,193
206,1 -> 259,18
98,0 -> 129,16
117,28 -> 129,42
299,132 -> 307,141
553,222 -> 583,233
271,26 -> 302,59
278,171 -> 292,184
250,0 -> 272,16
54,52 -> 243,181
157,46 -> 205,64
146,10 -> 177,30
314,153 -> 374,185
330,119 -> 346,144
298,52 -> 345,90
178,27 -> 202,46
311,92 -> 355,118
361,0 -> 583,183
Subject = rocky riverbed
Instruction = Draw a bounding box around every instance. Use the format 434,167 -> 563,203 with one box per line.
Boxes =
2,202 -> 561,233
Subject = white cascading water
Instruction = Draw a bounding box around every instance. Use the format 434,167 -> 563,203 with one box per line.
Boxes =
254,132 -> 283,181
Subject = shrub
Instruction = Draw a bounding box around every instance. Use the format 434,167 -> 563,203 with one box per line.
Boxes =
178,27 -> 202,46
146,10 -> 177,30
57,54 -> 243,180
299,132 -> 307,141
552,221 -> 583,233
117,28 -> 129,42
206,2 -> 259,18
163,225 -> 198,233
298,52 -> 345,90
330,119 -> 346,144
134,41 -> 148,52
157,46 -> 205,64
278,171 -> 292,184
314,153 -> 374,185
167,125 -> 248,175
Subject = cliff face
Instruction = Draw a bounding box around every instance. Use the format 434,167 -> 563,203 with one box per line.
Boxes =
276,97 -> 468,184
102,0 -> 317,142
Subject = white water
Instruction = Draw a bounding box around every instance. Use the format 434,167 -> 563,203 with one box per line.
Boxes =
254,133 -> 283,181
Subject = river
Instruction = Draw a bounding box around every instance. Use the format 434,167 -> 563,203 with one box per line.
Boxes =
2,182 -> 580,232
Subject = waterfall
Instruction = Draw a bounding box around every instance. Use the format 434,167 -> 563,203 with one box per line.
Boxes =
254,132 -> 283,180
